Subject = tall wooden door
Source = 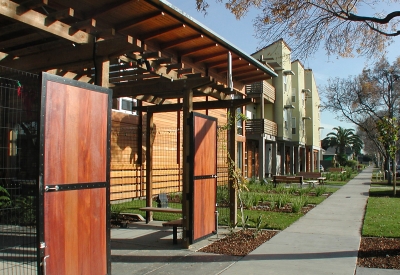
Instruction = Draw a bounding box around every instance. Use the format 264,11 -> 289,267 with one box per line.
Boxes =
38,73 -> 111,275
189,112 -> 217,243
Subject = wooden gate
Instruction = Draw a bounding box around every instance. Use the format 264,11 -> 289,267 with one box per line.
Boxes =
189,112 -> 217,243
38,73 -> 111,275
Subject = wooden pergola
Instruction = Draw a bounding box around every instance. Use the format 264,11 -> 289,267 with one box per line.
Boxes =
1,0 -> 277,247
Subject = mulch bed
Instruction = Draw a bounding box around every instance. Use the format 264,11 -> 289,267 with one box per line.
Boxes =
358,237 -> 400,270
198,229 -> 278,256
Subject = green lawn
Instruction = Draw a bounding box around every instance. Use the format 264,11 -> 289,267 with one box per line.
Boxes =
362,188 -> 400,238
111,184 -> 340,231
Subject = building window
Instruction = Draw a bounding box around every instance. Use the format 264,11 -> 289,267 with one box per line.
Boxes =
292,88 -> 296,102
237,107 -> 243,135
114,97 -> 137,115
284,109 -> 288,129
237,142 -> 243,169
292,117 -> 296,134
283,75 -> 287,92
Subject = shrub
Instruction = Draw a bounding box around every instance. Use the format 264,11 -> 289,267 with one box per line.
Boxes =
315,186 -> 327,197
275,184 -> 287,194
276,193 -> 289,208
291,196 -> 307,213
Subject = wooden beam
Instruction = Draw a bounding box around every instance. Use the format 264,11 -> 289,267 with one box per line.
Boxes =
180,43 -> 218,56
160,34 -> 203,50
217,62 -> 250,74
0,22 -> 29,36
16,0 -> 48,15
116,11 -> 164,31
141,24 -> 185,41
69,19 -> 96,35
136,98 -> 252,113
0,32 -> 45,50
0,35 -> 140,72
112,76 -> 214,98
207,57 -> 240,69
1,0 -> 92,44
45,8 -> 74,26
193,51 -> 227,63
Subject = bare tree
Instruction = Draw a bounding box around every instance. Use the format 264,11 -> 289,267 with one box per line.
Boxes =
323,56 -> 400,183
196,0 -> 400,59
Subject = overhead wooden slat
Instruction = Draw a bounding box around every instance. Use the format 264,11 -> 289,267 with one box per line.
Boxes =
16,0 -> 48,15
0,22 -> 29,36
0,35 -> 140,71
141,24 -> 184,41
180,43 -> 219,56
1,0 -> 92,44
160,34 -> 203,50
45,8 -> 75,26
193,51 -> 227,63
115,11 -> 164,31
0,32 -> 45,50
69,19 -> 96,35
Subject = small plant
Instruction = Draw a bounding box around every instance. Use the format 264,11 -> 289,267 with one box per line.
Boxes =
288,185 -> 298,194
253,215 -> 263,237
291,196 -> 306,213
0,186 -> 11,208
275,184 -> 287,194
315,186 -> 327,197
298,186 -> 311,196
276,193 -> 289,208
110,203 -> 127,220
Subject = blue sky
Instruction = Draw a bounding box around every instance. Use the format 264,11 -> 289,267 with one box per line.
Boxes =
166,0 -> 400,138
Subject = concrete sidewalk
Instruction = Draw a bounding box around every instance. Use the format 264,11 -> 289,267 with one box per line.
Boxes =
220,166 -> 373,275
111,167 -> 397,275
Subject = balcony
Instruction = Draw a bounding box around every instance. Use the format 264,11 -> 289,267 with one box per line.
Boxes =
245,119 -> 277,136
245,81 -> 275,103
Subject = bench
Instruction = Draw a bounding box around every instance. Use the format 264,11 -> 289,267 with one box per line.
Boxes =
297,172 -> 326,187
140,193 -> 182,223
162,219 -> 183,244
273,175 -> 303,188
328,167 -> 346,173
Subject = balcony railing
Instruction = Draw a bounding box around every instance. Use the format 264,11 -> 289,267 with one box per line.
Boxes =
245,119 -> 277,136
245,81 -> 275,103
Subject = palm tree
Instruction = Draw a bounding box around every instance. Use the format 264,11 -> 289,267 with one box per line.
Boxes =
323,126 -> 364,164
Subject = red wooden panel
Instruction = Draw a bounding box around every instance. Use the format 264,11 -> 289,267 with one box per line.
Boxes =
192,114 -> 217,242
42,77 -> 109,275
44,189 -> 107,275
44,81 -> 108,185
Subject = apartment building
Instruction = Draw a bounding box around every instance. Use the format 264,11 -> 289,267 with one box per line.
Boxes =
245,39 -> 322,179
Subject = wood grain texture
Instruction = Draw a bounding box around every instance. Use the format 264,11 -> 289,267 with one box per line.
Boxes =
44,81 -> 108,185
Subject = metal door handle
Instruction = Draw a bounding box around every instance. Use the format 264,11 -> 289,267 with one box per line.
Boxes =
45,185 -> 59,192
43,255 -> 49,275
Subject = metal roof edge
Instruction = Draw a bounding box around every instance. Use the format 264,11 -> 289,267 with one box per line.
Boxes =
146,0 -> 278,78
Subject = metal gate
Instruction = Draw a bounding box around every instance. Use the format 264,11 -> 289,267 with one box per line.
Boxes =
189,112 -> 217,243
38,73 -> 111,274
0,66 -> 40,274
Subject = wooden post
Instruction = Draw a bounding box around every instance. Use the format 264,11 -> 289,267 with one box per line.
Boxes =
95,58 -> 110,87
182,88 -> 193,248
145,112 -> 154,223
228,107 -> 237,226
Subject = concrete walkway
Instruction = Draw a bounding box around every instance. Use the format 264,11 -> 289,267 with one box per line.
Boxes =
220,166 -> 372,275
111,167 -> 397,275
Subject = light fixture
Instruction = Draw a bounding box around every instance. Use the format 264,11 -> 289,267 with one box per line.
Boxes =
283,70 -> 295,75
302,89 -> 311,93
302,117 -> 311,120
284,105 -> 295,109
318,127 -> 324,130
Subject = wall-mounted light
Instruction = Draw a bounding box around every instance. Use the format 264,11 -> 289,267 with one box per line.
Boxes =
284,105 -> 295,109
302,117 -> 311,120
318,127 -> 324,130
302,89 -> 311,93
283,70 -> 295,75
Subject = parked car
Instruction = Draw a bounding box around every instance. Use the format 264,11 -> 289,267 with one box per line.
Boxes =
320,165 -> 324,172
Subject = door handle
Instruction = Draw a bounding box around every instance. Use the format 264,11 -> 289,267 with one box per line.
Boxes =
45,185 -> 59,192
42,255 -> 49,275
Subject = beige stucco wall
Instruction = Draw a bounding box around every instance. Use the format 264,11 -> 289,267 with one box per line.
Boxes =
304,69 -> 321,147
